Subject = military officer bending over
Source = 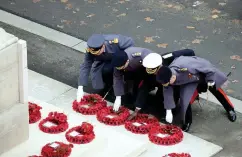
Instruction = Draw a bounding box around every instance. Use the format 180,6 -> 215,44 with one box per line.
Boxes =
156,56 -> 237,132
128,49 -> 195,120
76,34 -> 134,102
111,47 -> 155,111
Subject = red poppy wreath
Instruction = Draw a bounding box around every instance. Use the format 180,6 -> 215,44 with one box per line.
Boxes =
65,122 -> 95,144
73,94 -> 107,115
96,106 -> 130,126
148,124 -> 183,146
124,114 -> 160,134
28,102 -> 42,124
162,153 -> 191,157
39,112 -> 69,134
41,141 -> 73,157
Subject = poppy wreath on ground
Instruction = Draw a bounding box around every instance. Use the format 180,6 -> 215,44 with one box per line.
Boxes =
162,153 -> 191,157
41,141 -> 73,157
72,94 -> 107,115
39,112 -> 69,134
148,124 -> 183,146
65,122 -> 95,144
96,106 -> 130,126
29,102 -> 42,124
124,114 -> 160,134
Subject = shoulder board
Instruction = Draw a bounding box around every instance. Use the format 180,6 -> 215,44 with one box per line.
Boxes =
109,38 -> 119,44
162,53 -> 173,59
132,52 -> 142,57
178,68 -> 188,72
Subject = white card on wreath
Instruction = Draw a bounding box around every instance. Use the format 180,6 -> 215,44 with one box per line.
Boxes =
69,131 -> 81,137
81,105 -> 89,108
49,142 -> 59,148
43,121 -> 57,127
106,115 -> 116,118
156,133 -> 169,138
133,122 -> 142,126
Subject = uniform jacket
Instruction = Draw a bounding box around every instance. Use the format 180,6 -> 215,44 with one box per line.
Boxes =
113,47 -> 155,96
78,34 -> 134,89
114,49 -> 196,96
163,56 -> 227,120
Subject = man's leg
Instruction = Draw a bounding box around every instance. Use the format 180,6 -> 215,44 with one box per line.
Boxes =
132,68 -> 149,99
209,86 -> 236,122
172,86 -> 181,115
122,69 -> 144,106
100,62 -> 114,100
182,104 -> 192,132
154,86 -> 166,120
134,79 -> 155,110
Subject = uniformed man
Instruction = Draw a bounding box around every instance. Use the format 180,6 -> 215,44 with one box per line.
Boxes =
76,34 -> 134,102
156,56 -> 237,132
110,47 -> 155,111
128,49 -> 196,120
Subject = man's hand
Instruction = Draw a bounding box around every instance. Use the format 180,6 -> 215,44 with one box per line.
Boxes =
166,110 -> 173,123
76,86 -> 84,103
207,81 -> 215,87
113,96 -> 121,112
127,107 -> 141,120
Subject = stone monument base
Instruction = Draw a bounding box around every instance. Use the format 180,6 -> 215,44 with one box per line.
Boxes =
0,28 -> 29,155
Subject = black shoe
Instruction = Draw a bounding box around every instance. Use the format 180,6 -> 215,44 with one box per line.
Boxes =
160,117 -> 166,123
228,110 -> 236,122
182,122 -> 192,132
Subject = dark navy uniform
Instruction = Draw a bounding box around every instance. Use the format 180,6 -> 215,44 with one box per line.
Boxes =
78,34 -> 134,90
135,49 -> 195,110
157,56 -> 236,131
112,47 -> 155,96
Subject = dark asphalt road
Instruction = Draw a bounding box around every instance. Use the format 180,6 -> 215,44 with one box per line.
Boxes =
0,0 -> 242,99
1,21 -> 242,156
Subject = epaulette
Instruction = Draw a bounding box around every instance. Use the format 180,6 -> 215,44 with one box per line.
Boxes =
109,38 -> 119,44
162,53 -> 173,59
178,68 -> 188,72
132,52 -> 141,57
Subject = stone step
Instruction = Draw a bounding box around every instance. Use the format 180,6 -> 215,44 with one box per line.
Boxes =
0,69 -> 224,157
26,70 -> 222,157
0,97 -> 149,157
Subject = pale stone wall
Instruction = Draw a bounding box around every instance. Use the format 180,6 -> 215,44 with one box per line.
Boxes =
0,28 -> 29,155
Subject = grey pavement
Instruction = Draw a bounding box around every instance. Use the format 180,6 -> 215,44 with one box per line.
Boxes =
0,21 -> 241,157
0,0 -> 242,100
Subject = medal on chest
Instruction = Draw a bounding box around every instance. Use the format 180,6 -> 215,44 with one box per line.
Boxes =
188,73 -> 193,79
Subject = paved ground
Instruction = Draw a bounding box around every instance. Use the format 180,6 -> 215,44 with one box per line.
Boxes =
0,0 -> 242,100
1,21 -> 242,156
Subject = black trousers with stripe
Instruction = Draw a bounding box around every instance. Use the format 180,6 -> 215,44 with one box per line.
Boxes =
185,83 -> 235,124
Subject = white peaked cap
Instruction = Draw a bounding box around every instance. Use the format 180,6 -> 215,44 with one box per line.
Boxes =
142,53 -> 163,68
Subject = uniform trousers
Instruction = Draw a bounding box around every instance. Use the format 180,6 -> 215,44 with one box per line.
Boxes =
99,62 -> 114,98
102,61 -> 113,85
119,67 -> 148,106
123,68 -> 147,95
185,82 -> 235,124
134,73 -> 172,117
135,74 -> 161,108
